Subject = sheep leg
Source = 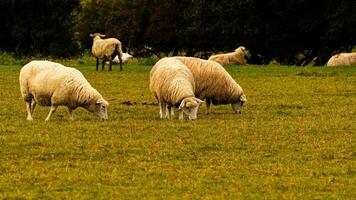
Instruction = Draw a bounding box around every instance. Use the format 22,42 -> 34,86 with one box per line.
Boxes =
96,58 -> 99,71
30,100 -> 36,115
109,57 -> 113,71
119,56 -> 123,71
206,98 -> 211,114
25,101 -> 33,121
170,107 -> 175,117
68,108 -> 75,120
166,105 -> 171,119
45,105 -> 58,121
102,59 -> 105,71
179,110 -> 184,120
159,102 -> 166,119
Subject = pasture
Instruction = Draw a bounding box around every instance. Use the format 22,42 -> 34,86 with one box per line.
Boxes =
0,62 -> 355,199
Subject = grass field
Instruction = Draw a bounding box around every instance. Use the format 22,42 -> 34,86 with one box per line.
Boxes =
0,62 -> 355,199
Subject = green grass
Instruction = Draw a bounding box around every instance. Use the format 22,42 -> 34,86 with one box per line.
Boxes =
0,62 -> 355,199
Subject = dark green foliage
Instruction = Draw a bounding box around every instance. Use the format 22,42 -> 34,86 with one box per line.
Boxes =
77,0 -> 152,56
77,0 -> 355,64
0,0 -> 355,64
0,0 -> 80,57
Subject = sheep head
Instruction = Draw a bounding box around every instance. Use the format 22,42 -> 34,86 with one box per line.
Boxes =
235,46 -> 250,62
87,98 -> 109,120
178,97 -> 203,120
231,94 -> 247,114
89,33 -> 106,40
235,46 -> 247,55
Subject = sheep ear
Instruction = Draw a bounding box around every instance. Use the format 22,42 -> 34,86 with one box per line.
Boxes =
96,99 -> 104,105
239,94 -> 247,102
178,100 -> 185,110
89,34 -> 94,37
100,34 -> 106,38
195,97 -> 204,104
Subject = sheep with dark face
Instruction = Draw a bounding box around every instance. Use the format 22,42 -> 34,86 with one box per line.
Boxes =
90,33 -> 124,71
19,60 -> 109,121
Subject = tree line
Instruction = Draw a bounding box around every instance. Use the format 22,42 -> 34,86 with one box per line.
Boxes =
0,0 -> 355,65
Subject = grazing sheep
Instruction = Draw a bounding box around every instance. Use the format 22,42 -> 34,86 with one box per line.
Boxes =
326,52 -> 356,66
19,60 -> 109,121
208,46 -> 248,66
90,33 -> 124,71
106,52 -> 133,64
149,57 -> 203,120
176,56 -> 246,114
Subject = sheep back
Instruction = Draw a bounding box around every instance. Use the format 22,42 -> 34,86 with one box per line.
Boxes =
20,60 -> 103,107
175,57 -> 244,104
92,38 -> 122,58
208,46 -> 247,65
327,52 -> 356,66
208,54 -> 230,66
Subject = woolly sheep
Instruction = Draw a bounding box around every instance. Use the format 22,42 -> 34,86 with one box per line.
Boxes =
106,52 -> 133,64
176,56 -> 247,114
326,52 -> 356,67
19,60 -> 109,121
90,33 -> 124,71
208,46 -> 248,66
149,57 -> 203,120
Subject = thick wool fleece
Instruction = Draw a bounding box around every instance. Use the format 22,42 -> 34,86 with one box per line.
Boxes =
175,56 -> 244,105
91,35 -> 123,59
208,46 -> 247,66
149,57 -> 196,105
327,52 -> 356,66
20,60 -> 105,108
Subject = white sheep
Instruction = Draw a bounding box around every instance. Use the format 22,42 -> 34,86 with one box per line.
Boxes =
208,46 -> 248,66
106,52 -> 133,65
149,57 -> 203,120
326,52 -> 356,66
90,33 -> 124,71
176,56 -> 246,114
19,60 -> 109,121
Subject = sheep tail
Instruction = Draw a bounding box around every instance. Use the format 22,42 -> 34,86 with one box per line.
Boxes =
114,43 -> 124,71
115,44 -> 123,59
119,44 -> 123,58
109,44 -> 121,60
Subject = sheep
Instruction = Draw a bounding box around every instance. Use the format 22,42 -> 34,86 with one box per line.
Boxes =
175,56 -> 247,114
90,33 -> 124,71
149,57 -> 203,120
208,46 -> 248,66
326,52 -> 356,67
106,52 -> 133,65
19,60 -> 109,121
